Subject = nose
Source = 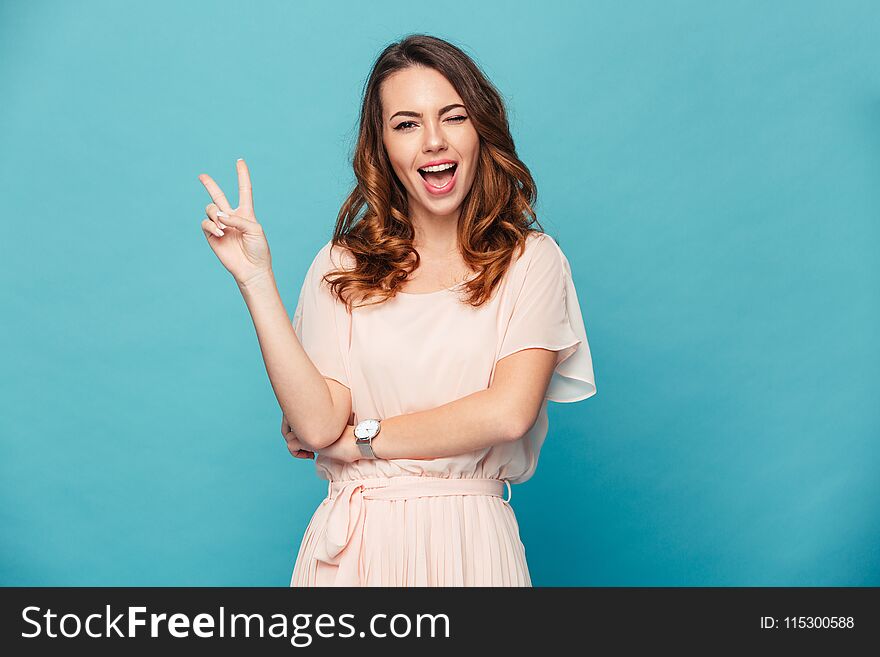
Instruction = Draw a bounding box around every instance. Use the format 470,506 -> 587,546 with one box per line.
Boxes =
421,118 -> 447,153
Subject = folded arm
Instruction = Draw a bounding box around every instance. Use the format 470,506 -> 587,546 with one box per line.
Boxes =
329,347 -> 559,460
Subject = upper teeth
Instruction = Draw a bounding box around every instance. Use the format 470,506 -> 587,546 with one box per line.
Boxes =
420,162 -> 455,173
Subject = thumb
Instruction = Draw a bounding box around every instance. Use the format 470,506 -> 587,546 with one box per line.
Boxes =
216,210 -> 260,234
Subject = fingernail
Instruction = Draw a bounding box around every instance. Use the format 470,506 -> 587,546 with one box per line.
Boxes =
216,229 -> 224,237
217,210 -> 228,217
217,221 -> 227,229
237,158 -> 243,162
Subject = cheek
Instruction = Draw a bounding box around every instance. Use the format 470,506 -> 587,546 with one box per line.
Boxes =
464,150 -> 480,187
462,166 -> 478,195
463,137 -> 480,182
384,152 -> 410,185
385,145 -> 414,181
395,162 -> 415,188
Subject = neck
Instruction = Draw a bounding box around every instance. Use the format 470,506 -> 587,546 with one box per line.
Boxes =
409,205 -> 462,257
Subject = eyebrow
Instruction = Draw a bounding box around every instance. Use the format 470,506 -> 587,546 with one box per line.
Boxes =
389,103 -> 466,122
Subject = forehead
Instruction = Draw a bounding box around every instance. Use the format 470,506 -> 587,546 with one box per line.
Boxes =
380,66 -> 463,115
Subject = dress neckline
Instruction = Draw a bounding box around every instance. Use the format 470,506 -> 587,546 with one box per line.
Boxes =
396,271 -> 479,296
392,232 -> 545,297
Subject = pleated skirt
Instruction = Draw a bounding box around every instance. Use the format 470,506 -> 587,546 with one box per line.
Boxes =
289,475 -> 532,587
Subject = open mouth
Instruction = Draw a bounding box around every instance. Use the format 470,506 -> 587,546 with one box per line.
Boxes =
418,162 -> 458,189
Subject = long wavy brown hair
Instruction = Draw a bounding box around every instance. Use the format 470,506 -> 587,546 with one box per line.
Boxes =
325,33 -> 547,311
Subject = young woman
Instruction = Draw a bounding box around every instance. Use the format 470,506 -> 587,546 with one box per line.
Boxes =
198,34 -> 597,587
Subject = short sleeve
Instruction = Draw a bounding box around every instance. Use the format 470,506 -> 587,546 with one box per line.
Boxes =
495,233 -> 597,403
291,240 -> 352,389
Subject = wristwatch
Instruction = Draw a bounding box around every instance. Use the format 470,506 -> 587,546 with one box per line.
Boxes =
354,418 -> 381,459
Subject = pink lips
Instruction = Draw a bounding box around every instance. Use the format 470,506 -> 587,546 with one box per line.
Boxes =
420,164 -> 458,196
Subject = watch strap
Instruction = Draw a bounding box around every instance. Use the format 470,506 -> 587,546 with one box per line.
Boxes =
356,439 -> 376,459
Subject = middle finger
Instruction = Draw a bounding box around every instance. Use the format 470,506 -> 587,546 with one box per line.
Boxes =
236,158 -> 254,216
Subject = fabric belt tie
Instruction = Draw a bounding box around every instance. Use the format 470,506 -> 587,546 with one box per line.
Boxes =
311,475 -> 512,586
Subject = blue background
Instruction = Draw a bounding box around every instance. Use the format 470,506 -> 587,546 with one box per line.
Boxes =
1,0 -> 877,586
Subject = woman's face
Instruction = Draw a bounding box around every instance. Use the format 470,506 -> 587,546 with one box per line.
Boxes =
381,65 -> 480,224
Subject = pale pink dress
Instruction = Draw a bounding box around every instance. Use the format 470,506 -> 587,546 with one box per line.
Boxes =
289,231 -> 597,586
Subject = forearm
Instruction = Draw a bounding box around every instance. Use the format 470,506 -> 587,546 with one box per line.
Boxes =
370,388 -> 519,460
237,270 -> 336,451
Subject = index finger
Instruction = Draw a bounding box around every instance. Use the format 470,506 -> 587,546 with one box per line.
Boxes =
236,158 -> 254,215
197,173 -> 233,212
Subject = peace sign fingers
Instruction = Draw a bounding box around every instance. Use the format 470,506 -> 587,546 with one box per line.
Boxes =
236,158 -> 255,216
197,173 -> 234,213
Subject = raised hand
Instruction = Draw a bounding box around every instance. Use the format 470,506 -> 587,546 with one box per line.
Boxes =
198,158 -> 273,286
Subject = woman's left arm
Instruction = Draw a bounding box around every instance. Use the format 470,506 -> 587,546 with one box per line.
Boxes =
317,347 -> 558,462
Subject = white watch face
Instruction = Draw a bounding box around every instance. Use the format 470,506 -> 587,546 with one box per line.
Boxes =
355,419 -> 380,439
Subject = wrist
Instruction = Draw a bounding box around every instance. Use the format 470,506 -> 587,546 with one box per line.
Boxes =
353,418 -> 383,460
347,426 -> 364,461
237,269 -> 276,295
